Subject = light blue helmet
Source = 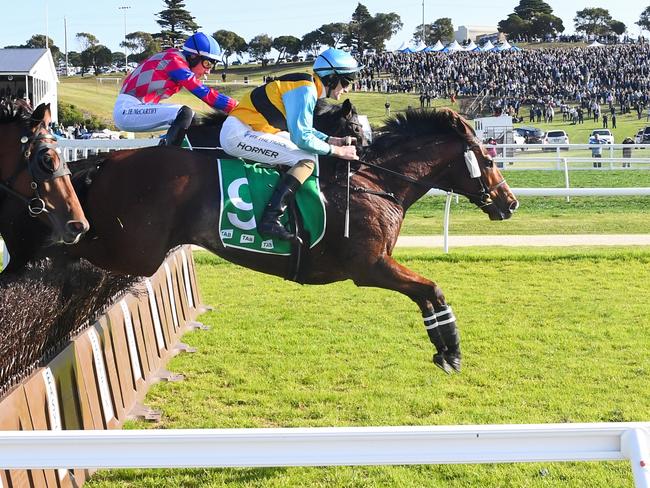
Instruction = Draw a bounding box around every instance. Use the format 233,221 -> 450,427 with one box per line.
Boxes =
182,32 -> 222,61
313,48 -> 363,79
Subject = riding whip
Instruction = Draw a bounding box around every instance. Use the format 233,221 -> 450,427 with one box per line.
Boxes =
344,160 -> 350,238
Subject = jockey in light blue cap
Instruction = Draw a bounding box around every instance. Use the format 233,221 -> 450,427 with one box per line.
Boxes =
220,47 -> 363,242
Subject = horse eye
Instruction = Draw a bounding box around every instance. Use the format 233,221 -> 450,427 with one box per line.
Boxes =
39,150 -> 57,172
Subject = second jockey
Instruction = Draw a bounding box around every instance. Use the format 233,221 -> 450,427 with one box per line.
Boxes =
113,32 -> 237,146
220,47 -> 362,242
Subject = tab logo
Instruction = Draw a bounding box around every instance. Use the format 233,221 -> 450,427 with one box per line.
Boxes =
240,234 -> 254,244
261,240 -> 274,250
220,229 -> 233,239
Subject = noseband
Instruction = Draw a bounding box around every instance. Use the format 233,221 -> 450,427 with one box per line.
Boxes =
0,121 -> 71,217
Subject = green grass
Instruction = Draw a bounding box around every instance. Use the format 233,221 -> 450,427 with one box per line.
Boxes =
85,248 -> 650,487
402,170 -> 650,235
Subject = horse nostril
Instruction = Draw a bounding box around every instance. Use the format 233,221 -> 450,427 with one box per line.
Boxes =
509,201 -> 519,212
66,220 -> 89,235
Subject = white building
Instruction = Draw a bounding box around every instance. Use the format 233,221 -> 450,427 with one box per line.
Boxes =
0,48 -> 59,121
455,25 -> 499,43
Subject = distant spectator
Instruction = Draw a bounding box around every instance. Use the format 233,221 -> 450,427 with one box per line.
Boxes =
622,137 -> 633,167
384,99 -> 391,115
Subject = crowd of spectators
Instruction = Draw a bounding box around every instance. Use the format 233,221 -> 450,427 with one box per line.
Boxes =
356,42 -> 650,119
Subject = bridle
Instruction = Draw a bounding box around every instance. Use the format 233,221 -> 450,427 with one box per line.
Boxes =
353,138 -> 507,209
0,118 -> 71,218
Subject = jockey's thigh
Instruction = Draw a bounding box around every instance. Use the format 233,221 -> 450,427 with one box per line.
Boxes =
220,116 -> 316,167
113,94 -> 184,132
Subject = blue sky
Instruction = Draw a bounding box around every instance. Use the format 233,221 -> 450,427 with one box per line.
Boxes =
3,0 -> 650,53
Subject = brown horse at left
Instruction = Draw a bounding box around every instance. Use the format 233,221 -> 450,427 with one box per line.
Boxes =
2,101 -> 517,372
0,99 -> 89,273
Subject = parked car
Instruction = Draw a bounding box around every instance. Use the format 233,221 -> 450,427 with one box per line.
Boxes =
634,128 -> 644,144
589,129 -> 614,144
544,129 -> 570,150
642,126 -> 650,143
515,126 -> 545,144
512,130 -> 525,146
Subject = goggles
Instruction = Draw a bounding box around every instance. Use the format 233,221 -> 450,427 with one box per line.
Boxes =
200,57 -> 216,70
339,75 -> 356,88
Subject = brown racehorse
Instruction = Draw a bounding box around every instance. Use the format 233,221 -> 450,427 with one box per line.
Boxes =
0,99 -> 89,273
11,102 -> 518,372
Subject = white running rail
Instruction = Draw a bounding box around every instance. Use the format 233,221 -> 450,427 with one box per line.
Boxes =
0,423 -> 647,486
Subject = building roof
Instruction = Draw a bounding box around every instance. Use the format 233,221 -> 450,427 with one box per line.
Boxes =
0,48 -> 49,74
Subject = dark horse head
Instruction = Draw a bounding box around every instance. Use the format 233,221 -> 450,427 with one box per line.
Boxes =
366,107 -> 518,220
0,99 -> 89,250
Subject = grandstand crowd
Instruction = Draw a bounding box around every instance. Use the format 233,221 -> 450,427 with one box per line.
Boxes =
356,42 -> 650,118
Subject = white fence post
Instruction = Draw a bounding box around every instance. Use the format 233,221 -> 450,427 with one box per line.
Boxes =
443,192 -> 453,253
563,158 -> 571,203
622,428 -> 650,488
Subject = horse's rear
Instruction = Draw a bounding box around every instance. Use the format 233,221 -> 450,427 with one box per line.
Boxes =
66,146 -> 223,276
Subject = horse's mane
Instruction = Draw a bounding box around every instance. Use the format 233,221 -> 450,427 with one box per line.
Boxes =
194,109 -> 228,127
368,108 -> 476,158
0,98 -> 31,126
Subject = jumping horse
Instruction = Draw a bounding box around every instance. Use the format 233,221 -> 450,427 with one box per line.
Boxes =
0,99 -> 89,273
5,101 -> 518,372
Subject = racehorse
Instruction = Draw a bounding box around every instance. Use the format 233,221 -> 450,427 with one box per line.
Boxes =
9,101 -> 518,372
0,99 -> 89,273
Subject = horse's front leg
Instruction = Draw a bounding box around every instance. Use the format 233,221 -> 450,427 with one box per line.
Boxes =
354,254 -> 461,373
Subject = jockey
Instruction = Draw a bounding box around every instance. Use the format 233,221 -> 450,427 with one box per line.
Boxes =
220,47 -> 361,242
113,32 -> 237,146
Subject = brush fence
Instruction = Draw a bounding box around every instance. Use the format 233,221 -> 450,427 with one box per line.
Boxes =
0,245 -> 204,488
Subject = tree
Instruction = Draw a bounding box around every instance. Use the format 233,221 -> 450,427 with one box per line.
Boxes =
414,18 -> 453,45
574,8 -> 613,36
4,35 -> 61,62
213,30 -> 247,68
318,23 -> 349,48
80,45 -> 112,76
498,14 -> 531,38
498,0 -> 563,40
345,3 -> 401,52
155,0 -> 199,48
637,7 -> 650,33
530,12 -> 565,38
514,0 -> 552,20
122,31 -> 160,64
301,30 -> 323,55
272,35 -> 301,64
248,34 -> 273,63
431,18 -> 454,44
609,20 -> 626,36
76,33 -> 99,52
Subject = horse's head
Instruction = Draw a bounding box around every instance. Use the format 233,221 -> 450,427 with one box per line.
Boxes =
440,111 -> 519,220
404,108 -> 518,220
1,101 -> 89,244
314,98 -> 371,149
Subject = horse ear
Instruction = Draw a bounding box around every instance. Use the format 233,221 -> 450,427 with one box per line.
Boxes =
341,98 -> 353,116
31,103 -> 48,123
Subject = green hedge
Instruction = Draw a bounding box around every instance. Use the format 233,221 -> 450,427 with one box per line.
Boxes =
58,102 -> 106,131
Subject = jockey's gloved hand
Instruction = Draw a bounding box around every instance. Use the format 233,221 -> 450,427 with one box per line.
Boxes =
330,144 -> 358,160
328,136 -> 357,147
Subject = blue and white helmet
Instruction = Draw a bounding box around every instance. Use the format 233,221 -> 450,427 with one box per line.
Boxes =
182,32 -> 222,61
313,48 -> 363,79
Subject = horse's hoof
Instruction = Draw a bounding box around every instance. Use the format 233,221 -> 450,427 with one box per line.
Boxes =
433,353 -> 453,375
444,352 -> 462,373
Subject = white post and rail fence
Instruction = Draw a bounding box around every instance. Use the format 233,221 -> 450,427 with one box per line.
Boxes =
0,424 -> 648,487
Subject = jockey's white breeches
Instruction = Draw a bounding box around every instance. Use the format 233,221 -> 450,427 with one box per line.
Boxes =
220,116 -> 317,167
113,94 -> 183,132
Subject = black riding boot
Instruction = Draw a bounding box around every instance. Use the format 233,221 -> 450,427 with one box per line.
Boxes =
163,105 -> 194,147
258,173 -> 302,241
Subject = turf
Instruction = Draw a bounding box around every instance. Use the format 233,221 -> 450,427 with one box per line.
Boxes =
85,248 -> 650,488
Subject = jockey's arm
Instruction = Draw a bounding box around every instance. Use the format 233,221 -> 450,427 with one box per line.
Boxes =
168,62 -> 237,113
282,85 -> 331,156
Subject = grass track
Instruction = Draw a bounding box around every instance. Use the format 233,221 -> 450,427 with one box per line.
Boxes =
86,248 -> 650,487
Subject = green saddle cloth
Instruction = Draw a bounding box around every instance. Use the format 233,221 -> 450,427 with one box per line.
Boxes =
218,159 -> 326,255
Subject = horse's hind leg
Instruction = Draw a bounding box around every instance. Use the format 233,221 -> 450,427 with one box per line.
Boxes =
355,255 -> 461,373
